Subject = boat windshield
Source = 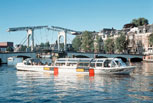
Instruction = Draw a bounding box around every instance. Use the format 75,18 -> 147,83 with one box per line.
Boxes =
103,59 -> 125,67
104,60 -> 112,67
114,59 -> 126,67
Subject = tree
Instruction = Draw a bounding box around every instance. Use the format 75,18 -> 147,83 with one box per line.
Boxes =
131,18 -> 149,27
81,31 -> 94,52
6,46 -> 14,52
19,45 -> 27,52
72,35 -> 81,51
115,34 -> 127,53
40,43 -> 45,48
94,35 -> 103,53
45,41 -> 50,48
104,38 -> 115,53
149,33 -> 153,46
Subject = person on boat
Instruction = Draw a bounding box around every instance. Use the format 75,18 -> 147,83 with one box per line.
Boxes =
38,62 -> 42,65
45,62 -> 48,66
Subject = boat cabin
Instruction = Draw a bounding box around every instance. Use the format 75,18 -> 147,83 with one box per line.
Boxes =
55,58 -> 80,67
23,58 -> 50,66
54,58 -> 92,67
77,58 -> 127,68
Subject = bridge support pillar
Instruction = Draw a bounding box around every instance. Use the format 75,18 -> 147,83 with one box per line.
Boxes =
58,31 -> 67,51
27,29 -> 34,52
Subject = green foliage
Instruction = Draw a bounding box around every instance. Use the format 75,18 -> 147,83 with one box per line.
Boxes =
104,38 -> 115,53
60,43 -> 64,50
149,33 -> 153,46
45,41 -> 50,48
81,31 -> 94,52
131,18 -> 149,27
40,43 -> 45,47
19,45 -> 27,52
94,35 -> 103,53
40,42 -> 50,48
72,35 -> 81,51
115,34 -> 127,53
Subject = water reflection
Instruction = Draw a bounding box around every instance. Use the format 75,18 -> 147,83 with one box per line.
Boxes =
128,62 -> 153,101
16,71 -> 134,102
142,62 -> 153,75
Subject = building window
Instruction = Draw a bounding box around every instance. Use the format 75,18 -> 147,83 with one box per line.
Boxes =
145,30 -> 148,33
96,63 -> 102,67
139,30 -> 142,33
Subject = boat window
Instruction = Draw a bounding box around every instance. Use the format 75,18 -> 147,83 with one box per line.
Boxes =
115,60 -> 121,66
97,60 -> 103,62
111,61 -> 116,67
67,63 -> 70,66
67,63 -> 77,66
90,63 -> 95,67
91,60 -> 96,62
96,63 -> 102,67
104,60 -> 111,67
61,63 -> 65,66
55,63 -> 65,66
78,63 -> 89,67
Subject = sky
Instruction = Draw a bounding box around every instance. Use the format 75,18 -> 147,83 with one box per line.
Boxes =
0,0 -> 153,45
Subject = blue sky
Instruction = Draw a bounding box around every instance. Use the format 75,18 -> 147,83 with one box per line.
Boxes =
0,0 -> 153,45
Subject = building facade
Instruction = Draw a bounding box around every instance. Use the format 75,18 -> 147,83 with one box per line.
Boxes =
127,24 -> 153,54
97,24 -> 153,55
0,42 -> 13,52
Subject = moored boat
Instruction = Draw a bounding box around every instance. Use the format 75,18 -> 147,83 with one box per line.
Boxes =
16,58 -> 136,75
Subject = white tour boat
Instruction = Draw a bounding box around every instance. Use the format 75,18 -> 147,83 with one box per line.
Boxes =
16,58 -> 135,75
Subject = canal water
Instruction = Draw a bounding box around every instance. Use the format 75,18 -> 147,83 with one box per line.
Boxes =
0,62 -> 153,103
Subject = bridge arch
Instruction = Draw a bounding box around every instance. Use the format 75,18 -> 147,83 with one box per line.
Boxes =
0,58 -> 1,65
130,57 -> 143,62
96,55 -> 107,58
58,31 -> 66,51
74,55 -> 89,58
17,55 -> 31,60
115,57 -> 127,62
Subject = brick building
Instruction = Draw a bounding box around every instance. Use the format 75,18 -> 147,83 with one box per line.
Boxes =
0,42 -> 13,52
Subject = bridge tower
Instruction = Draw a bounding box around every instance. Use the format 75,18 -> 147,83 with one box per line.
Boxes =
7,26 -> 48,51
47,26 -> 81,52
58,31 -> 67,51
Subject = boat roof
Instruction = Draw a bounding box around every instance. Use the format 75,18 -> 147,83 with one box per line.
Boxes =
55,58 -> 93,63
55,58 -> 123,64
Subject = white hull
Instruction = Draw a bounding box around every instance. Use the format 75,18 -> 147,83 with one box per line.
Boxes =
93,66 -> 135,75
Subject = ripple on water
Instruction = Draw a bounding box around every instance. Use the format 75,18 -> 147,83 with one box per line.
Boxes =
0,63 -> 153,103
